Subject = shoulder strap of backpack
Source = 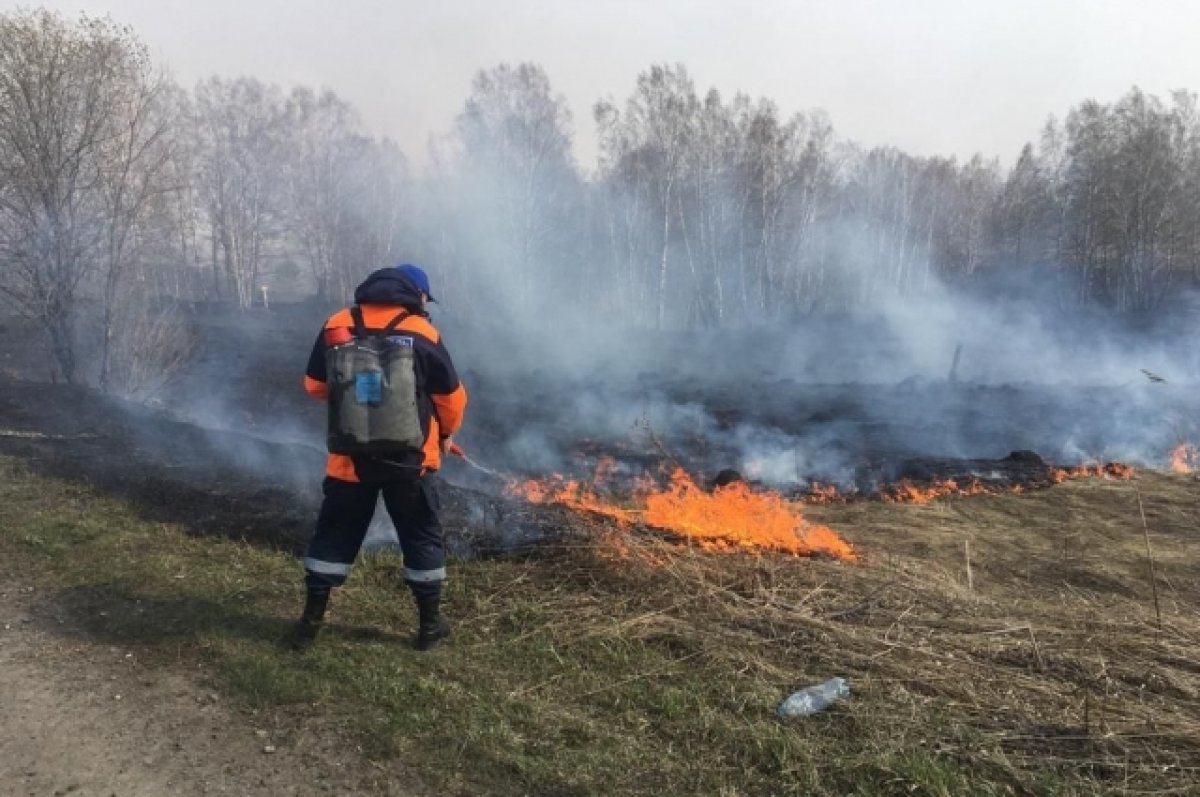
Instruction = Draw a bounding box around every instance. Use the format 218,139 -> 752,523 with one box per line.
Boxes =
380,310 -> 412,336
349,307 -> 411,339
350,306 -> 367,340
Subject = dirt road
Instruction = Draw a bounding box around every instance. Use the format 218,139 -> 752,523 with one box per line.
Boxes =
0,584 -> 417,797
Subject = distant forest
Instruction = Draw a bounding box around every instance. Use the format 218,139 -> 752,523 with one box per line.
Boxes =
3,9 -> 1200,389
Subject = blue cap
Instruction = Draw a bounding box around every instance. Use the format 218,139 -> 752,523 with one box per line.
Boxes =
394,263 -> 436,302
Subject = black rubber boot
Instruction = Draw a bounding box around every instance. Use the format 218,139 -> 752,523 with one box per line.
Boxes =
287,587 -> 330,652
414,593 -> 450,651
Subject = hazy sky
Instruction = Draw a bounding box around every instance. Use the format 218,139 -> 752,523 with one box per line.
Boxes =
31,0 -> 1200,171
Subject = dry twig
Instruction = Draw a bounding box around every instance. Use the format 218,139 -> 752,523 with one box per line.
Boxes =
1135,486 -> 1163,629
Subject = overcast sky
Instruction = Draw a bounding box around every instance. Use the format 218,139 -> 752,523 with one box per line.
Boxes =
31,0 -> 1200,171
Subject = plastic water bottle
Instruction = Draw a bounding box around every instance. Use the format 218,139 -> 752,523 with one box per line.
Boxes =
777,677 -> 849,718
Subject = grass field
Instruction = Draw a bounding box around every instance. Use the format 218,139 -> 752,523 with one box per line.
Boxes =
1,454 -> 1197,796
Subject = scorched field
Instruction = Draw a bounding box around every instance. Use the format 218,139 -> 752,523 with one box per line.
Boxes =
1,305 -> 1198,797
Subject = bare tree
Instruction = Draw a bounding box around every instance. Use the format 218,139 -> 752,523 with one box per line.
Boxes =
453,63 -> 577,319
283,87 -> 358,300
192,77 -> 287,309
596,64 -> 699,327
0,9 -> 166,383
94,66 -> 181,389
11,16 -> 1200,370
325,134 -> 409,300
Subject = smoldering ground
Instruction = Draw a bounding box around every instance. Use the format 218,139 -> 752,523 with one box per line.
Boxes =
431,221 -> 1200,496
10,240 -> 1190,558
153,253 -> 1200,507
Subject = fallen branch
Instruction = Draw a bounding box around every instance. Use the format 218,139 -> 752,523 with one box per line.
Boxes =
0,429 -> 99,440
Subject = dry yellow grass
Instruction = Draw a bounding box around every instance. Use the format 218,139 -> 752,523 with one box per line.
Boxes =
4,452 -> 1198,795
519,469 -> 1200,792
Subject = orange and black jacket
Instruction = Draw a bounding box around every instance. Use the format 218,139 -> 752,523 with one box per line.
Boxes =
303,269 -> 467,482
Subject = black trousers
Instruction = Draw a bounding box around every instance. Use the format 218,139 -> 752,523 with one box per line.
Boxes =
303,473 -> 445,594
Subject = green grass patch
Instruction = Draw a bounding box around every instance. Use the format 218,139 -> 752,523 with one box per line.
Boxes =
2,455 -> 1196,795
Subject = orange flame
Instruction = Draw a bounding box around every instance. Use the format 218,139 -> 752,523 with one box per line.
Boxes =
881,478 -> 994,504
1169,444 -> 1199,474
799,463 -> 1134,505
1048,462 -> 1135,483
506,467 -> 858,561
804,482 -> 845,504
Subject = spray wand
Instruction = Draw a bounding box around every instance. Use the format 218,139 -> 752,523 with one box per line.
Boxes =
446,441 -> 506,480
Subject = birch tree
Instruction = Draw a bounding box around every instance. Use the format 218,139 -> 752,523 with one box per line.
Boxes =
0,9 -> 174,383
192,77 -> 287,308
454,63 -> 577,318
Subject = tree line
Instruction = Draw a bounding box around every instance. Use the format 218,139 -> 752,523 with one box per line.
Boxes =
2,9 -> 1199,390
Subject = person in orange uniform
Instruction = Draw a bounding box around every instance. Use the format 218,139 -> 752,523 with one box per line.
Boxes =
289,264 -> 467,651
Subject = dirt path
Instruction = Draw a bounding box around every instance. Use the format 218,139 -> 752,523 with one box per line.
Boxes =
0,583 -> 418,797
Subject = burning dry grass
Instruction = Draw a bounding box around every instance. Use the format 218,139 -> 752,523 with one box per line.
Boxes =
808,461 -> 1137,506
501,469 -> 1200,793
1169,443 -> 1200,474
506,465 -> 858,559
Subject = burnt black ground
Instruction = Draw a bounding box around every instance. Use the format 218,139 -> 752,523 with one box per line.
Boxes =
0,378 -> 318,552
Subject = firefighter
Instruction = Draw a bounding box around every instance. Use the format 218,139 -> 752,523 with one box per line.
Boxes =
289,263 -> 468,651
